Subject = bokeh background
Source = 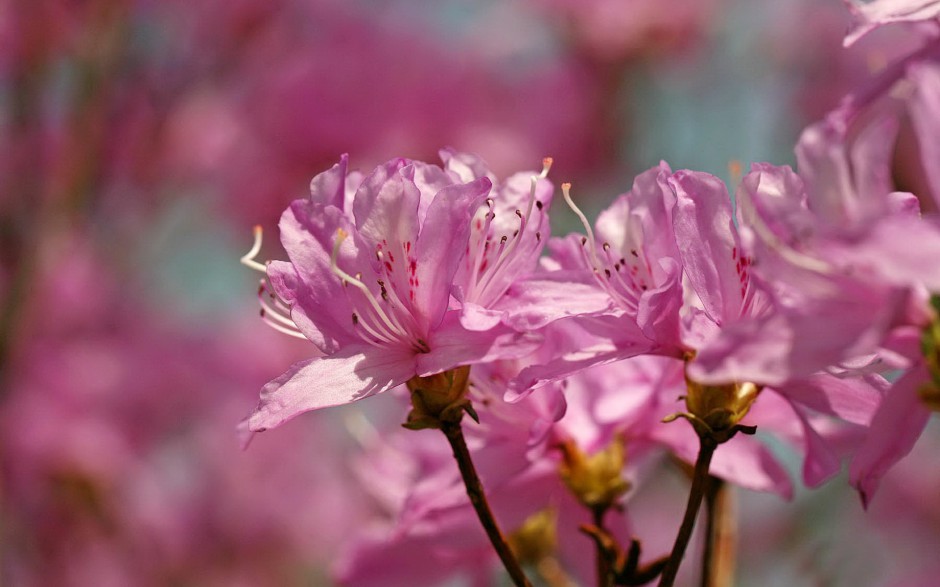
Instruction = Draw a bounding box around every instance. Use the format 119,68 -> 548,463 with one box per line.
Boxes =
3,0 -> 938,585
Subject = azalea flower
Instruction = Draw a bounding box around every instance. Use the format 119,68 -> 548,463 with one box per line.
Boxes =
690,157 -> 940,503
240,153 -> 548,439
499,163 -> 887,490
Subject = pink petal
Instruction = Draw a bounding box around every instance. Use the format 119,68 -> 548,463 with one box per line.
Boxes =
779,373 -> 887,426
353,158 -> 419,247
240,345 -> 416,445
908,61 -> 940,208
669,171 -> 743,324
309,153 -> 349,208
498,274 -> 613,331
636,256 -> 684,348
849,365 -> 932,507
414,176 -> 492,330
416,311 -> 540,377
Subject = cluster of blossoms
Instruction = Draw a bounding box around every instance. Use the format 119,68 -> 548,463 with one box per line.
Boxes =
242,2 -> 940,585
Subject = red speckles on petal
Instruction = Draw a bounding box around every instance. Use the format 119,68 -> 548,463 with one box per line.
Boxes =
409,259 -> 417,275
385,262 -> 394,273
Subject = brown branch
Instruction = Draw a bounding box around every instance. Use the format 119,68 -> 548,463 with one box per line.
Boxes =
440,421 -> 533,587
592,506 -> 614,587
657,436 -> 716,587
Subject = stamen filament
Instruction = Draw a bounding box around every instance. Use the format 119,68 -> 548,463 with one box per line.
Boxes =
241,225 -> 268,273
260,312 -> 307,339
467,207 -> 496,300
258,288 -> 300,329
470,158 -> 553,303
562,183 -> 599,269
330,229 -> 414,345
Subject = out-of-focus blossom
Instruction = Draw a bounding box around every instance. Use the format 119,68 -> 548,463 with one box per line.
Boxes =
1,234 -> 368,585
531,0 -> 720,62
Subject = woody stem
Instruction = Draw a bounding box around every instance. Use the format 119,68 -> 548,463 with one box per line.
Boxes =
657,436 -> 716,587
440,421 -> 533,587
592,505 -> 614,587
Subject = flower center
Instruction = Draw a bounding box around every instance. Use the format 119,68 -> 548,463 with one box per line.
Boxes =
563,183 -> 654,312
331,229 -> 429,353
464,157 -> 553,306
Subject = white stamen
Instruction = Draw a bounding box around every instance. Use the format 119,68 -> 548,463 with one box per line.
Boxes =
241,225 -> 267,273
260,312 -> 307,339
562,183 -> 599,269
258,283 -> 298,329
330,229 -> 413,344
470,158 -> 553,302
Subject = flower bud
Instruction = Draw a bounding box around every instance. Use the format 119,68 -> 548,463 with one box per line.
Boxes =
508,508 -> 558,566
558,436 -> 630,511
403,365 -> 474,429
683,370 -> 761,433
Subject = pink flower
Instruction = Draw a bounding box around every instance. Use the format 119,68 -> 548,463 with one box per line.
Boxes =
241,153 -> 544,438
688,158 -> 940,503
500,163 -> 888,490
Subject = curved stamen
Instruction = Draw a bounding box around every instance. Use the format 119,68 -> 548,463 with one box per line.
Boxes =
470,158 -> 553,302
259,311 -> 307,339
467,204 -> 496,299
241,225 -> 267,273
331,229 -> 416,346
258,283 -> 300,329
562,183 -> 599,270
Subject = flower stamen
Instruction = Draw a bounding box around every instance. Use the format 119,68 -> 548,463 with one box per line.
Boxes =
240,225 -> 267,273
330,229 -> 420,348
563,182 -> 600,270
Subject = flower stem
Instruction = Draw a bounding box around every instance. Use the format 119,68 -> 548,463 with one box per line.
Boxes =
592,506 -> 614,587
700,477 -> 735,587
657,436 -> 716,587
440,421 -> 533,587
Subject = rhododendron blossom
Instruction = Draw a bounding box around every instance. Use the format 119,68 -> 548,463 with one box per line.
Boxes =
240,153 -> 550,439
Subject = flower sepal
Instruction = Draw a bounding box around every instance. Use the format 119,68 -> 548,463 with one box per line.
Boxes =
403,365 -> 479,430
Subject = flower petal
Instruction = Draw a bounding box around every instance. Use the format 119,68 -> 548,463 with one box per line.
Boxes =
240,345 -> 415,445
779,373 -> 887,426
414,176 -> 492,329
309,153 -> 349,208
670,170 -> 743,324
849,365 -> 932,507
416,311 -> 540,377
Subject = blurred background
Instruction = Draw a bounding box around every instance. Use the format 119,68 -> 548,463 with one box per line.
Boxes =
2,0 -> 938,585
